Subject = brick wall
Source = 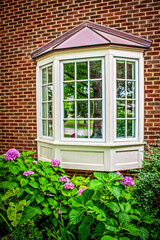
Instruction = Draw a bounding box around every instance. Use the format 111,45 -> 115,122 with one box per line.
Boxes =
0,0 -> 160,156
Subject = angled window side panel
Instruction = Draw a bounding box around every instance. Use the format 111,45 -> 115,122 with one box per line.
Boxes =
61,57 -> 105,142
114,58 -> 138,141
40,64 -> 53,139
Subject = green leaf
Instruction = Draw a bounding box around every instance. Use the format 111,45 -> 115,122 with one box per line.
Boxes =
29,181 -> 39,189
19,206 -> 42,224
81,189 -> 94,204
141,214 -> 155,224
104,223 -> 119,233
104,202 -> 120,213
78,216 -> 92,240
139,226 -> 149,240
101,236 -> 117,240
47,186 -> 57,194
48,198 -> 58,208
20,178 -> 29,187
69,208 -> 84,225
41,199 -> 49,208
123,223 -> 140,237
88,206 -> 106,221
9,165 -> 20,175
39,177 -> 47,185
42,207 -> 52,215
88,179 -> 104,190
130,215 -> 140,221
69,198 -> 82,208
124,202 -> 131,213
118,212 -> 132,225
94,172 -> 108,182
24,187 -> 34,194
108,186 -> 122,199
119,238 -> 130,240
0,181 -> 19,189
36,194 -> 44,204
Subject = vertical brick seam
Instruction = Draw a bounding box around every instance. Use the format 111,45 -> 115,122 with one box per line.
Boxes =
0,0 -> 160,163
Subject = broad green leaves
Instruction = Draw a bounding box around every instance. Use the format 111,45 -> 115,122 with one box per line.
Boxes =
19,206 -> 42,224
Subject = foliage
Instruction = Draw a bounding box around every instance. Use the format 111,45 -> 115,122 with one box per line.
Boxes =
0,149 -> 156,239
133,141 -> 160,239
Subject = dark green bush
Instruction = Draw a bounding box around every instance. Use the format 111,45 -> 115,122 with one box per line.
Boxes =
133,141 -> 160,240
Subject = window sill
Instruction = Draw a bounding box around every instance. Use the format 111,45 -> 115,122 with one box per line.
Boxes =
35,138 -> 145,147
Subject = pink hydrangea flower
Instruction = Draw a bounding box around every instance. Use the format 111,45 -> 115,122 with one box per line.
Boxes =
59,176 -> 70,183
23,170 -> 34,177
115,171 -> 124,179
51,159 -> 60,167
78,188 -> 86,195
64,182 -> 75,190
122,176 -> 134,187
4,148 -> 20,161
32,161 -> 38,164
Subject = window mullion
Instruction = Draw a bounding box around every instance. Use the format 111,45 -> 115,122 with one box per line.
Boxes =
88,60 -> 90,139
75,62 -> 77,138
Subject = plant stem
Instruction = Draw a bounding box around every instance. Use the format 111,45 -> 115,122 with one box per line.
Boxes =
0,213 -> 13,232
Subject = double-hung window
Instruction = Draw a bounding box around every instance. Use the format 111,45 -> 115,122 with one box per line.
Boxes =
41,65 -> 53,138
62,58 -> 104,141
115,59 -> 138,140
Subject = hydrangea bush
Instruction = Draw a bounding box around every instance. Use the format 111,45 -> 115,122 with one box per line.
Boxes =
0,149 -> 155,240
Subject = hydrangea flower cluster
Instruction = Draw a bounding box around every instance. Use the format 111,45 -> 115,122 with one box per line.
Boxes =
32,161 -> 38,164
59,176 -> 70,183
78,188 -> 86,195
51,159 -> 60,167
4,148 -> 20,161
64,182 -> 75,190
115,171 -> 124,179
122,176 -> 135,187
23,170 -> 34,177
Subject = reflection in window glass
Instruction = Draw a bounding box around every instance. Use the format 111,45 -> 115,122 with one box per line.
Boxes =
42,68 -> 47,84
42,120 -> 47,136
116,59 -> 136,138
63,59 -> 103,140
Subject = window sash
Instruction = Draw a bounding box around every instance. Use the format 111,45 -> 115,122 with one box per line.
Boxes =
114,58 -> 138,140
40,64 -> 53,138
61,58 -> 105,141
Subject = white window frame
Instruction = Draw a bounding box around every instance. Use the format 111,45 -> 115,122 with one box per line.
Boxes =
40,63 -> 54,140
113,57 -> 139,141
60,57 -> 105,142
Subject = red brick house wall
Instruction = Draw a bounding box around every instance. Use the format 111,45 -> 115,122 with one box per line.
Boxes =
0,0 -> 160,155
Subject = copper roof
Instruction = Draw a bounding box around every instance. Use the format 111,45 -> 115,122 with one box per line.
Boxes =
31,21 -> 152,59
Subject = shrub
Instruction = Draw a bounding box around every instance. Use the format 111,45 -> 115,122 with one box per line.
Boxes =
133,141 -> 160,240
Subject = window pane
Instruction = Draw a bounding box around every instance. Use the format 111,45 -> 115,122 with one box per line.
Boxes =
117,80 -> 125,98
90,100 -> 102,118
77,62 -> 88,80
77,101 -> 88,118
117,60 -> 125,79
117,120 -> 125,138
42,103 -> 47,118
90,60 -> 102,79
90,81 -> 102,98
127,101 -> 135,118
77,81 -> 88,99
42,120 -> 47,136
90,120 -> 102,139
48,102 -> 52,118
77,120 -> 88,138
64,63 -> 75,81
48,120 -> 52,137
127,120 -> 135,137
64,82 -> 75,100
48,85 -> 53,101
48,66 -> 52,83
64,101 -> 75,118
127,81 -> 135,99
42,68 -> 47,84
64,120 -> 75,138
127,61 -> 135,80
42,86 -> 47,101
117,100 -> 125,118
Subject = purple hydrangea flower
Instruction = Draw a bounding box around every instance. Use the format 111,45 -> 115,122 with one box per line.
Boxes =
51,159 -> 60,167
59,176 -> 70,183
4,148 -> 20,161
23,170 -> 34,177
115,171 -> 124,179
122,176 -> 134,187
64,182 -> 75,190
78,188 -> 86,195
32,161 -> 38,164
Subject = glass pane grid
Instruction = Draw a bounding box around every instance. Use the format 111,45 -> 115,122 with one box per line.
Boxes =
116,59 -> 136,139
63,59 -> 103,140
